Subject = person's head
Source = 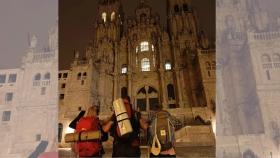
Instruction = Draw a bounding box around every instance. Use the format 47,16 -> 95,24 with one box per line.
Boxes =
122,96 -> 131,104
86,106 -> 99,117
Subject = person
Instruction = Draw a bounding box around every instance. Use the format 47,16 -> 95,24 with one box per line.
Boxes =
149,104 -> 176,158
103,96 -> 149,157
74,106 -> 108,158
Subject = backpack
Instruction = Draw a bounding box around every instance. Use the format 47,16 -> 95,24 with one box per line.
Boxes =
74,116 -> 101,157
113,111 -> 140,143
150,110 -> 175,153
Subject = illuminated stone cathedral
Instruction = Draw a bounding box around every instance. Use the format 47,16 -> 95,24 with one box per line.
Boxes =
59,0 -> 215,147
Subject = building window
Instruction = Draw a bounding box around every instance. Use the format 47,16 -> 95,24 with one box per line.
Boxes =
36,134 -> 41,141
174,5 -> 180,12
266,70 -> 271,80
140,41 -> 149,52
60,94 -> 65,100
63,73 -> 68,78
165,62 -> 172,70
44,72 -> 50,80
151,45 -> 155,51
34,73 -> 41,80
141,58 -> 150,71
77,73 -> 81,80
61,83 -> 66,89
0,75 -> 6,84
41,87 -> 46,95
111,12 -> 115,21
78,107 -> 82,111
58,123 -> 63,143
2,111 -> 11,121
136,46 -> 139,53
167,84 -> 175,100
5,92 -> 13,103
102,12 -> 107,22
273,53 -> 280,62
261,54 -> 271,63
58,73 -> 62,78
121,65 -> 128,74
83,72 -> 87,77
183,3 -> 189,11
8,74 -> 17,83
81,80 -> 84,85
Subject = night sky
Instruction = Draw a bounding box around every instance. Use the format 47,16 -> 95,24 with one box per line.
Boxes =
59,0 -> 216,70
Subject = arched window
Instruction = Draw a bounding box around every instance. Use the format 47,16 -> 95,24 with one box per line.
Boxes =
121,65 -> 128,74
121,87 -> 128,98
165,62 -> 172,70
174,5 -> 180,12
261,54 -> 271,63
183,3 -> 189,11
273,53 -> 280,62
206,62 -> 211,70
102,12 -> 107,22
140,41 -> 149,52
111,12 -> 116,21
77,73 -> 81,80
151,45 -> 155,51
83,72 -> 87,77
44,72 -> 51,80
34,73 -> 41,80
141,58 -> 150,71
136,46 -> 139,53
167,84 -> 175,100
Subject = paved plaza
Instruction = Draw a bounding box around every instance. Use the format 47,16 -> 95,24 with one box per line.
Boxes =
59,146 -> 215,158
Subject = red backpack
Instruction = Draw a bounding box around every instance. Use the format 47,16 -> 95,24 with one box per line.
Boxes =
74,116 -> 101,157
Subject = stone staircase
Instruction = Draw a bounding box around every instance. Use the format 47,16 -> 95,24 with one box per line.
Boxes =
175,125 -> 216,146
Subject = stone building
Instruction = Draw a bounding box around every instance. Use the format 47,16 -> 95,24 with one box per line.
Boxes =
59,0 -> 215,147
0,24 -> 58,157
216,0 -> 280,157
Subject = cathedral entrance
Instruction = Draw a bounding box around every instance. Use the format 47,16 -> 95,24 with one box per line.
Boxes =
136,86 -> 159,111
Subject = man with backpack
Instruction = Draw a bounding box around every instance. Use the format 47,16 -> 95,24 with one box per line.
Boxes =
74,106 -> 108,157
149,104 -> 176,158
103,96 -> 149,157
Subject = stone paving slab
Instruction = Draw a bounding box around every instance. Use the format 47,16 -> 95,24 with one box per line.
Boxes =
59,146 -> 215,158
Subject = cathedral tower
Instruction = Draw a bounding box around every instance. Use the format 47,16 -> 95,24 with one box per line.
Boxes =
93,0 -> 124,113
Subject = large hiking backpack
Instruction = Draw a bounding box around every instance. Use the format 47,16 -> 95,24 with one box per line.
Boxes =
150,110 -> 175,153
75,116 -> 101,157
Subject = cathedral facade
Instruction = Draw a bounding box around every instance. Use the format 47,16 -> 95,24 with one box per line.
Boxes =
59,0 -> 215,147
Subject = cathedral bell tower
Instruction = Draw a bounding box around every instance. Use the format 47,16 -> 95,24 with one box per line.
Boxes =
93,0 -> 124,113
167,0 -> 199,41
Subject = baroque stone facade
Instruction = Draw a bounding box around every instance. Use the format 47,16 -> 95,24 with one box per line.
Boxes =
0,23 -> 58,157
59,0 -> 215,147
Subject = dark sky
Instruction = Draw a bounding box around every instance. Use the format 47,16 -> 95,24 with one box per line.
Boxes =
59,0 -> 216,70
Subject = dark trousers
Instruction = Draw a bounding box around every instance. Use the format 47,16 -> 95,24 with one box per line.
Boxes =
112,143 -> 140,157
